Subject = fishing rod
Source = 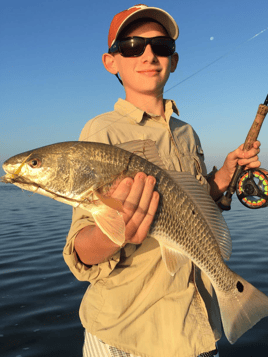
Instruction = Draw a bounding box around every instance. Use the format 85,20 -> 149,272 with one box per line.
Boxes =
219,94 -> 268,210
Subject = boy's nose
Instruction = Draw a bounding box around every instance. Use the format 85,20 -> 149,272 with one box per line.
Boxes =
141,44 -> 157,61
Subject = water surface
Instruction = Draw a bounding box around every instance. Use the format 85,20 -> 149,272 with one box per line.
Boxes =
0,184 -> 267,356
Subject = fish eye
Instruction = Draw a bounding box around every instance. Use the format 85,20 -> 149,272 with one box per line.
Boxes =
28,158 -> 42,168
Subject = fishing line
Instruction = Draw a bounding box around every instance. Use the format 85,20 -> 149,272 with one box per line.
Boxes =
79,27 -> 267,143
165,27 -> 268,96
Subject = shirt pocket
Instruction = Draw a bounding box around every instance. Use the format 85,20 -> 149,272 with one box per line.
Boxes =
180,145 -> 207,177
193,144 -> 207,176
179,145 -> 210,192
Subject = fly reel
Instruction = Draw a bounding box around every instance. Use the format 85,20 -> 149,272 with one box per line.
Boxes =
236,168 -> 268,209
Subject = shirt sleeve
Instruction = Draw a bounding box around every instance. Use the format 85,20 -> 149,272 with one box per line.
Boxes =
63,206 -> 123,284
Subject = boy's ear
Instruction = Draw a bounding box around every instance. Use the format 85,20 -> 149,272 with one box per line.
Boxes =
102,53 -> 118,74
170,52 -> 179,73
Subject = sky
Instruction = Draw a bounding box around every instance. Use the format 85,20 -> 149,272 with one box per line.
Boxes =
1,0 -> 268,174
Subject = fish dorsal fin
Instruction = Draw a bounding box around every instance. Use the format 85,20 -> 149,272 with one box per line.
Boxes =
90,200 -> 125,246
116,140 -> 167,170
160,242 -> 189,276
166,171 -> 232,261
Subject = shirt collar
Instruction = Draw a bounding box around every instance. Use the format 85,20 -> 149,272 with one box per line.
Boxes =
114,98 -> 179,124
164,99 -> 180,122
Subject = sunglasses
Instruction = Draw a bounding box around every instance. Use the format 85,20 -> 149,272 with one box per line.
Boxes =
108,36 -> 176,57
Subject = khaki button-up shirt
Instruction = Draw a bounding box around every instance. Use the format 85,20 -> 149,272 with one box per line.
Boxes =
63,99 -> 222,357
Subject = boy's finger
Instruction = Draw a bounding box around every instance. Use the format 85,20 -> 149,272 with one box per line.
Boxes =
123,173 -> 147,214
238,156 -> 261,167
130,176 -> 156,222
125,191 -> 159,244
231,141 -> 260,159
253,140 -> 261,148
111,177 -> 134,202
246,160 -> 261,169
126,178 -> 158,239
136,191 -> 159,234
244,147 -> 260,159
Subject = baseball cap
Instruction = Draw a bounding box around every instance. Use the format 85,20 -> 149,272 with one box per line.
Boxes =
108,4 -> 179,49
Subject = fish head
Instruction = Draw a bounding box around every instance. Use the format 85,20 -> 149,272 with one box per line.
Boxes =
1,142 -> 99,201
2,146 -> 63,193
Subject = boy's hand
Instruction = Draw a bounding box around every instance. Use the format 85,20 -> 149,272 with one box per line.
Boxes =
74,172 -> 159,265
209,141 -> 261,199
110,172 -> 159,245
220,140 -> 261,183
225,140 -> 261,171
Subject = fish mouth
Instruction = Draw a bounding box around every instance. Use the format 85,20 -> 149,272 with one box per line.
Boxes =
2,153 -> 33,180
1,172 -> 34,186
0,173 -> 88,207
1,173 -> 22,184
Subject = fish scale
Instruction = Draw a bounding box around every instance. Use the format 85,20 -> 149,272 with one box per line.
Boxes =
122,151 -> 234,291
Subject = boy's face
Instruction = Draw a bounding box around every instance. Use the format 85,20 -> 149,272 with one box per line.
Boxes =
106,21 -> 178,100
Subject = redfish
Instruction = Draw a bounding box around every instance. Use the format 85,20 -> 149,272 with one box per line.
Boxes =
2,140 -> 268,344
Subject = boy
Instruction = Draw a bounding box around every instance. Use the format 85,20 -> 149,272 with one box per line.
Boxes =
63,5 -> 261,357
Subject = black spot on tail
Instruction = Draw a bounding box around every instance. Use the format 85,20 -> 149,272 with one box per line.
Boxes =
237,281 -> 244,293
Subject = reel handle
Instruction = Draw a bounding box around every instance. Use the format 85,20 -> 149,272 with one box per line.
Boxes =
219,95 -> 268,210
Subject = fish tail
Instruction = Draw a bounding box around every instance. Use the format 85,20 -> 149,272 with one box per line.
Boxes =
215,272 -> 268,344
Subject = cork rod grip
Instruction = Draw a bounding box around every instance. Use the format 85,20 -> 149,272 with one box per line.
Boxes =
243,104 -> 268,152
218,94 -> 268,211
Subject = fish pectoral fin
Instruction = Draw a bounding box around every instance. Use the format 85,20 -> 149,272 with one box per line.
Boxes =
160,243 -> 189,276
91,201 -> 125,246
94,191 -> 124,213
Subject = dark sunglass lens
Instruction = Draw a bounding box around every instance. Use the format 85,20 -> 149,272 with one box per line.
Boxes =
151,38 -> 175,56
117,37 -> 175,57
120,38 -> 145,57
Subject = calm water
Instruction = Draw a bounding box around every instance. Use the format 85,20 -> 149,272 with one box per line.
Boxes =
0,184 -> 268,357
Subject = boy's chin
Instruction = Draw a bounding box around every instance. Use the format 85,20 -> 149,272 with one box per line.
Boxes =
125,80 -> 166,95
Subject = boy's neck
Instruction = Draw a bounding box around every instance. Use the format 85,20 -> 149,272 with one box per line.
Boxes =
125,93 -> 166,119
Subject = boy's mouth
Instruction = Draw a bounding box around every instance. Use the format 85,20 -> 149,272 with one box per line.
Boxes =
137,69 -> 161,76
